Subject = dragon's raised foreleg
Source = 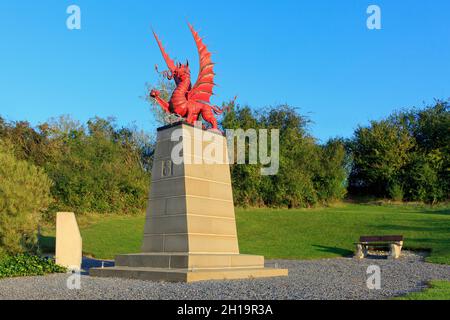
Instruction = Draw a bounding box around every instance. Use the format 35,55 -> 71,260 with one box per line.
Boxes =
150,89 -> 170,113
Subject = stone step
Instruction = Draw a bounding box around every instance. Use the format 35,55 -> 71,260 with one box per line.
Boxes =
115,253 -> 264,269
90,266 -> 288,283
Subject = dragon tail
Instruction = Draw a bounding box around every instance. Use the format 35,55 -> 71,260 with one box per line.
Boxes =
210,96 -> 237,115
210,105 -> 227,115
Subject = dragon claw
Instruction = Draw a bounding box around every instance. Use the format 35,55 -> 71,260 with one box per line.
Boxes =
150,89 -> 160,98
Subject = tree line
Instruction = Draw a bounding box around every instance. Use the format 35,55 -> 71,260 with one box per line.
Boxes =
0,100 -> 448,256
348,100 -> 449,203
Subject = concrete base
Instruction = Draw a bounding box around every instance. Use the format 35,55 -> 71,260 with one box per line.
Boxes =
90,266 -> 287,283
90,253 -> 287,282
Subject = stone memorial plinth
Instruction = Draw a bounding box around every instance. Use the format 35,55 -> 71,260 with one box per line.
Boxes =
90,122 -> 288,282
55,212 -> 82,270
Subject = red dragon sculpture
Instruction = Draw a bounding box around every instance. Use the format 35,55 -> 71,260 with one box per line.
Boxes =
149,23 -> 233,131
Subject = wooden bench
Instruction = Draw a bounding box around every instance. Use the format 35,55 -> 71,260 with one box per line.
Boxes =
354,235 -> 404,260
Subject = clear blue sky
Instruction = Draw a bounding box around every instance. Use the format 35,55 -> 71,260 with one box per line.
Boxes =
0,0 -> 449,142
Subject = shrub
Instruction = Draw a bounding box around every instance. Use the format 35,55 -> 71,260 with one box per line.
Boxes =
44,117 -> 151,214
0,116 -> 152,215
388,183 -> 404,202
313,139 -> 348,203
404,154 -> 444,203
0,140 -> 53,256
0,254 -> 66,278
348,119 -> 415,197
348,101 -> 449,203
222,105 -> 348,207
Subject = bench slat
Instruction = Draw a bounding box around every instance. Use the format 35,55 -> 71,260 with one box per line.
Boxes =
355,242 -> 402,246
359,235 -> 403,243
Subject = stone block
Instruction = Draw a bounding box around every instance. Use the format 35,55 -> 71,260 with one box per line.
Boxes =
188,234 -> 239,254
144,215 -> 188,235
187,215 -> 238,236
163,234 -> 189,252
55,212 -> 82,270
184,177 -> 233,201
142,235 -> 164,252
186,196 -> 235,218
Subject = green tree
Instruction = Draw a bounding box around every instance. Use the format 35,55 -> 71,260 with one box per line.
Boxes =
349,119 -> 415,197
0,140 -> 53,256
259,105 -> 318,207
349,100 -> 449,203
314,139 -> 348,202
222,106 -> 264,206
222,104 -> 348,208
45,117 -> 151,214
0,115 -> 153,215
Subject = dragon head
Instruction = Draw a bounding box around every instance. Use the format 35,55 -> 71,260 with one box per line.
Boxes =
172,61 -> 190,82
153,31 -> 190,83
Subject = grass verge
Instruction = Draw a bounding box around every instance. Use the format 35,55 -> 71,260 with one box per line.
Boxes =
40,203 -> 450,264
395,281 -> 450,300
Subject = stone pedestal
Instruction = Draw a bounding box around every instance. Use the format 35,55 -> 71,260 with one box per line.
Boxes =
389,241 -> 403,260
90,122 -> 288,282
55,212 -> 82,270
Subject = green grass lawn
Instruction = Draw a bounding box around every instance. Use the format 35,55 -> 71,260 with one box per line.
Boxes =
395,281 -> 450,300
237,203 -> 450,264
43,203 -> 450,264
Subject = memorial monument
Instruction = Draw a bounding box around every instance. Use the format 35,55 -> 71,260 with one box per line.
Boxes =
90,24 -> 287,282
55,212 -> 82,271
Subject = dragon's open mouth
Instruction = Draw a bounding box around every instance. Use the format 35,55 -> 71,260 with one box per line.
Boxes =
155,65 -> 173,80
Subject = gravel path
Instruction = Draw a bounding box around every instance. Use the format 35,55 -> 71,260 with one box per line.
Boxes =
1,251 -> 449,300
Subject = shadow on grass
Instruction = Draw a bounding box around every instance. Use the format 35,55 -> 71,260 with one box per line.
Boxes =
407,238 -> 450,248
422,208 -> 450,216
312,245 -> 353,257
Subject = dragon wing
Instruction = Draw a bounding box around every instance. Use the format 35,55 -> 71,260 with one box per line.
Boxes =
187,23 -> 215,104
153,30 -> 176,72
